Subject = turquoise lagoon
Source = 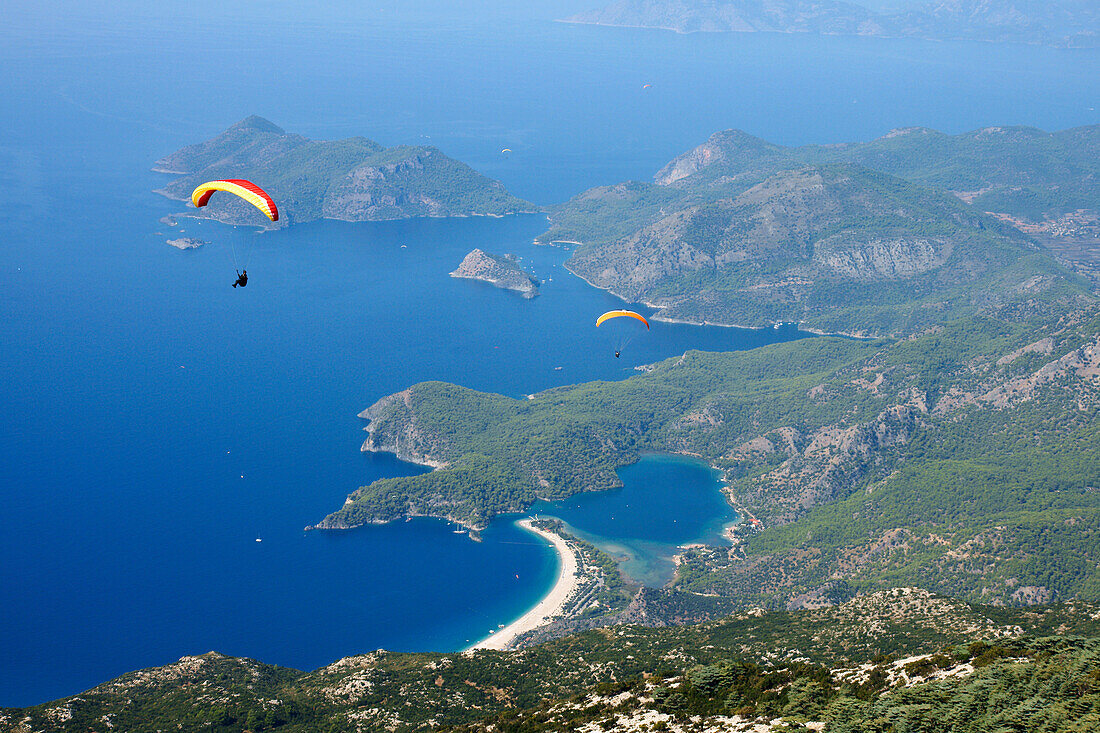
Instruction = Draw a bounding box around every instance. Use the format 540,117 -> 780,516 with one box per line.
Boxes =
532,454 -> 738,587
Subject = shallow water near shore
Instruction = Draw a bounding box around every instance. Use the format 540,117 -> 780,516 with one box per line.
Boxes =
3,3 -> 1100,707
532,454 -> 738,587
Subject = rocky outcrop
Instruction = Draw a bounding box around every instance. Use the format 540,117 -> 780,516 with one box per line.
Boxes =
322,150 -> 443,220
358,389 -> 449,469
654,129 -> 785,186
450,249 -> 540,298
166,237 -> 206,250
812,234 -> 953,280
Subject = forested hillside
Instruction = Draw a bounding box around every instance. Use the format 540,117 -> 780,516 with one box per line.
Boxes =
154,116 -> 537,225
540,125 -> 1100,333
317,298 -> 1100,610
5,591 -> 1098,732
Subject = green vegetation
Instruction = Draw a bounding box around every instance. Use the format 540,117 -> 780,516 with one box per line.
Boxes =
548,124 -> 1100,243
134,116 -> 1100,733
674,309 -> 1100,607
6,593 -> 1099,732
539,125 -> 1098,335
320,335 -> 879,529
153,116 -> 537,224
321,302 -> 1100,611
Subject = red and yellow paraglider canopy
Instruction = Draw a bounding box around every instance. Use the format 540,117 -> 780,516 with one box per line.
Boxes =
191,179 -> 279,222
596,310 -> 650,330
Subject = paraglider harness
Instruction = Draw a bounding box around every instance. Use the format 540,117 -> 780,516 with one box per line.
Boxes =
233,270 -> 248,288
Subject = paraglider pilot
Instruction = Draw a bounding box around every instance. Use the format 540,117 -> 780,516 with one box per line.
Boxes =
615,351 -> 620,358
233,270 -> 248,288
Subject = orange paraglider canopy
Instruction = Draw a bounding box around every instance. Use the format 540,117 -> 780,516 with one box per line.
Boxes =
191,179 -> 279,222
596,310 -> 650,330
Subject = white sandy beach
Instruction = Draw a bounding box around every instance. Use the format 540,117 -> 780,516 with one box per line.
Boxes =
468,519 -> 579,651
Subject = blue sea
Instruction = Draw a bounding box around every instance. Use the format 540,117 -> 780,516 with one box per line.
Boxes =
2,1 -> 1099,706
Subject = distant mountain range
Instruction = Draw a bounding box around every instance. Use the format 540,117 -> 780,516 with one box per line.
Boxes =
153,116 -> 537,226
541,124 -> 1100,335
565,0 -> 1100,47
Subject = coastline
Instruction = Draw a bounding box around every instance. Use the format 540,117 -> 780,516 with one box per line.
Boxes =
153,188 -> 541,229
467,519 -> 579,651
561,260 -> 872,339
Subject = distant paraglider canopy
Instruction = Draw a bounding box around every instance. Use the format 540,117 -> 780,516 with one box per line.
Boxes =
501,148 -> 512,154
191,179 -> 279,222
596,310 -> 649,358
596,310 -> 650,330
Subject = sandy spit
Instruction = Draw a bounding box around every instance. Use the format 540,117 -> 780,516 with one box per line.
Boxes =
468,519 -> 579,651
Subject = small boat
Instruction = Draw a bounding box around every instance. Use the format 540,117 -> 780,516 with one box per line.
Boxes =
255,538 -> 262,543
453,529 -> 466,534
554,366 -> 563,371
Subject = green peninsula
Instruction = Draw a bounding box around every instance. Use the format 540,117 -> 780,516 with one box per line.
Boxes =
540,124 -> 1100,335
153,116 -> 538,226
318,295 -> 1100,610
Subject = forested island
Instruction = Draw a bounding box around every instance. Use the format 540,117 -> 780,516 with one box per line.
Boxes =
153,116 -> 538,226
540,124 -> 1100,336
565,0 -> 1100,48
450,249 -> 540,298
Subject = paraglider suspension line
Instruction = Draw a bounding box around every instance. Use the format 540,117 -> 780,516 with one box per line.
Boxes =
229,238 -> 241,272
229,237 -> 255,273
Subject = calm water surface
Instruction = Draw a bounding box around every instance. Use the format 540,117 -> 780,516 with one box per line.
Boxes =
2,4 -> 1099,705
533,454 -> 738,587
